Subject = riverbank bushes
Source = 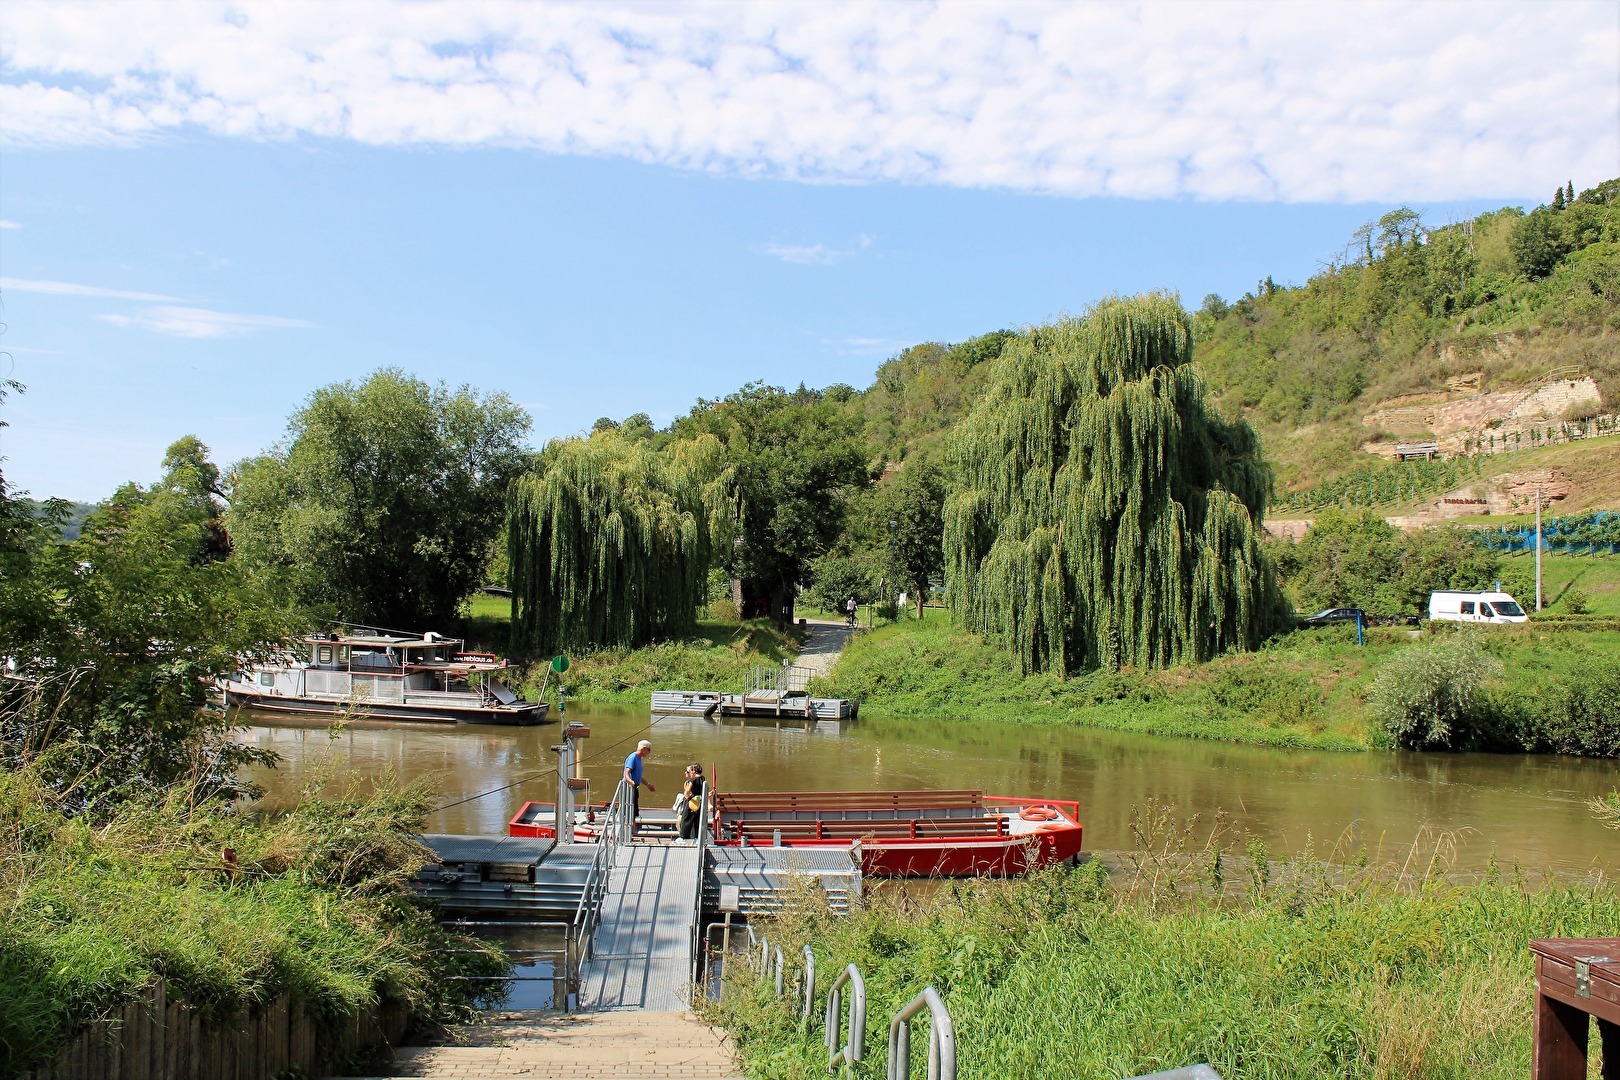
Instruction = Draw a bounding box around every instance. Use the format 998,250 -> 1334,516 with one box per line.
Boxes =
820,616 -> 1620,753
0,767 -> 506,1076
711,849 -> 1620,1079
525,618 -> 804,704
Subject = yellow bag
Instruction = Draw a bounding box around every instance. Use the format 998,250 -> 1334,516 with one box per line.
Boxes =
686,796 -> 701,813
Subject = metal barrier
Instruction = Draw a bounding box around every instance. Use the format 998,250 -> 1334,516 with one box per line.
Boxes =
887,987 -> 955,1080
800,944 -> 816,1023
825,963 -> 866,1073
1126,1068 -> 1221,1080
688,784 -> 711,984
571,779 -> 631,972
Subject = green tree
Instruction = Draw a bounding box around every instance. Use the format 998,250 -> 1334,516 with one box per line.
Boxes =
1,438 -> 296,812
945,296 -> 1284,675
1271,511 -> 1499,613
881,457 -> 946,618
229,369 -> 531,629
675,384 -> 871,627
506,429 -> 724,654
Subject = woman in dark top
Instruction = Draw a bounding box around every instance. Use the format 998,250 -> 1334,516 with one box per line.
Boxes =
678,763 -> 706,841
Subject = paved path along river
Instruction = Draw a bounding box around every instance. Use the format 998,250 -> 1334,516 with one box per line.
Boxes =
346,1010 -> 743,1079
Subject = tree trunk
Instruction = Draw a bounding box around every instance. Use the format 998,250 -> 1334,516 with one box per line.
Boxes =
771,581 -> 793,629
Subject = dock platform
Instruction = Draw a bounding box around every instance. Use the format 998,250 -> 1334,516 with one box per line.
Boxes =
579,843 -> 701,1011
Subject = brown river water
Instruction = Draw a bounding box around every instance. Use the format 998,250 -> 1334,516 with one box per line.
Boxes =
238,704 -> 1619,874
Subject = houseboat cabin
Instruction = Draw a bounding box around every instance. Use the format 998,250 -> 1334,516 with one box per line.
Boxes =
223,630 -> 547,725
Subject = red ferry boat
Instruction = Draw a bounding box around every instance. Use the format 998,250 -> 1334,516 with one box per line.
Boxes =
509,789 -> 1084,878
709,790 -> 1083,877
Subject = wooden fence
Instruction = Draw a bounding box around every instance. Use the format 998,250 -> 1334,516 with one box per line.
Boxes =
17,980 -> 408,1080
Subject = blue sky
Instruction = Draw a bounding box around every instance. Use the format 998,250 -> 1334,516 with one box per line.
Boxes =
2,1 -> 1616,501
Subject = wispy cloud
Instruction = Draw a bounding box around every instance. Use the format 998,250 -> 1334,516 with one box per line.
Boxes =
0,220 -> 19,230
96,306 -> 313,339
0,2 -> 1612,203
764,243 -> 839,266
822,335 -> 912,359
764,234 -> 875,266
1,276 -> 179,302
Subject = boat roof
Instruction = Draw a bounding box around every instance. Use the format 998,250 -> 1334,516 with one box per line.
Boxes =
303,632 -> 464,648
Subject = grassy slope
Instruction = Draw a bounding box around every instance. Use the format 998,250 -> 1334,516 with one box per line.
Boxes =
0,772 -> 504,1075
817,614 -> 1620,751
712,862 -> 1620,1080
512,618 -> 804,705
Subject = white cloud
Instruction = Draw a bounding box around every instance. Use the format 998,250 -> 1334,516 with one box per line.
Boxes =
0,1 -> 1614,203
96,305 -> 313,338
822,335 -> 912,358
1,276 -> 179,301
0,220 -> 19,229
763,242 -> 840,266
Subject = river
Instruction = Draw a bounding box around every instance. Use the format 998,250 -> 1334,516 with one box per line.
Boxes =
240,704 -> 1618,874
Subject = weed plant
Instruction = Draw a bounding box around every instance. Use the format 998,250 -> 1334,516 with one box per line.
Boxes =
708,814 -> 1620,1079
0,766 -> 508,1075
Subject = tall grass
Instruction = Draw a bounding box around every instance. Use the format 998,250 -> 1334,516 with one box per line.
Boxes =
709,818 -> 1619,1079
0,766 -> 508,1075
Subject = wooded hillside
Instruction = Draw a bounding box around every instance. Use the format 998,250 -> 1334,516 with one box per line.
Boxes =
841,178 -> 1620,495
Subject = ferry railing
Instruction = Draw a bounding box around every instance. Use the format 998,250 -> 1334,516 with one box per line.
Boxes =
825,963 -> 866,1073
886,986 -> 955,1080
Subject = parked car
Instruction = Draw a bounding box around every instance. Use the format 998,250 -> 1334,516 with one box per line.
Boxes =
1300,607 -> 1366,626
1299,608 -> 1420,628
1428,590 -> 1529,624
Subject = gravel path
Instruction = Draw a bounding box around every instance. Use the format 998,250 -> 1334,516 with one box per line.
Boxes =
794,618 -> 856,680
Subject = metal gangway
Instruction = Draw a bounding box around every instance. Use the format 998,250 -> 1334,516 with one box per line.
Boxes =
571,780 -> 709,1010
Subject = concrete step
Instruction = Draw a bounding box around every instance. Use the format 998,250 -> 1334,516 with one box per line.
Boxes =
334,1009 -> 745,1080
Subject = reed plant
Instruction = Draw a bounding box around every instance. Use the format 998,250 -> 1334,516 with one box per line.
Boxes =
708,817 -> 1619,1079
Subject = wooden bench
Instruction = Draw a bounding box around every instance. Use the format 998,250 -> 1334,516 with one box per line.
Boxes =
728,817 -> 1009,841
1530,938 -> 1618,1078
715,790 -> 985,812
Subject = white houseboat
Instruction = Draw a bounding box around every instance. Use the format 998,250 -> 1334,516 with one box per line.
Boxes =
223,629 -> 548,725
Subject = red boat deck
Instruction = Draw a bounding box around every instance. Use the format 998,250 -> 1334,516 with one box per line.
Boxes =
710,789 -> 1083,877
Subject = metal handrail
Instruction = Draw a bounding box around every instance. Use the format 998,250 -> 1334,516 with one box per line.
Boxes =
688,783 -> 710,984
800,944 -> 816,1023
825,963 -> 866,1073
572,779 -> 631,965
887,986 -> 956,1080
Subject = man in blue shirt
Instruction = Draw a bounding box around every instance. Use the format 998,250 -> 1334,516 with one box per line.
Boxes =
623,740 -> 655,835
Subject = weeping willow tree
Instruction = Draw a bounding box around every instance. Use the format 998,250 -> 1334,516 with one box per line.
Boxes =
507,430 -> 728,654
944,294 -> 1285,675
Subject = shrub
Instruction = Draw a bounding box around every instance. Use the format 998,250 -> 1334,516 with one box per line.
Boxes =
1559,588 -> 1590,615
1539,661 -> 1620,756
1366,636 -> 1502,748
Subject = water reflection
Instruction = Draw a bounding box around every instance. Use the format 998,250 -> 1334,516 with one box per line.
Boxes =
239,704 -> 1619,872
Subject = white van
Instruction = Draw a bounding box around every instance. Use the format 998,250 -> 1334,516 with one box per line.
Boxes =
1427,590 -> 1529,624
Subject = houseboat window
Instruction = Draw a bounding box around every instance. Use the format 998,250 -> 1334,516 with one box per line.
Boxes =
259,672 -> 274,687
1460,602 -> 1475,614
318,646 -> 334,664
339,646 -> 350,664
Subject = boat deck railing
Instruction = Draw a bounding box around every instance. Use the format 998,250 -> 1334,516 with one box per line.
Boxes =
744,663 -> 814,698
